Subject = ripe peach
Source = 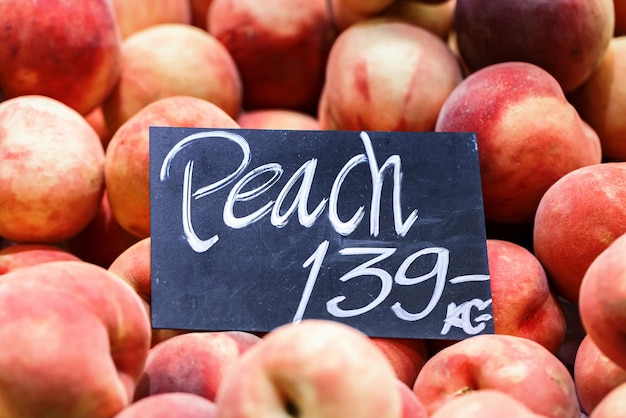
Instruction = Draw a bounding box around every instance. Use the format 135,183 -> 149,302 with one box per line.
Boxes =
533,163 -> 626,303
104,95 -> 240,239
0,0 -> 121,115
208,0 -> 335,112
487,239 -> 566,354
0,260 -> 151,417
134,331 -> 261,401
454,0 -> 615,92
320,18 -> 462,132
0,95 -> 105,243
413,334 -> 580,418
102,23 -> 242,133
436,61 -> 602,224
216,320 -> 402,418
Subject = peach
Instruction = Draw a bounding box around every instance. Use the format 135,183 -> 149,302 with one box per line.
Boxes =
134,331 -> 261,401
0,260 -> 151,417
436,61 -> 602,224
579,232 -> 626,370
115,393 -> 217,418
487,239 -> 566,354
102,23 -> 242,133
429,390 -> 546,418
0,95 -> 105,243
454,0 -> 615,92
590,382 -> 626,418
0,0 -> 121,115
237,109 -> 321,130
215,320 -> 402,418
568,37 -> 626,161
412,334 -> 580,418
67,190 -> 140,269
111,0 -> 191,39
319,18 -> 462,132
574,334 -> 626,415
0,244 -> 80,276
104,95 -> 240,239
533,162 -> 626,303
208,0 -> 335,112
371,337 -> 429,387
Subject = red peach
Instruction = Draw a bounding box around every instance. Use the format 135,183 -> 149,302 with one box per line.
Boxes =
134,331 -> 261,401
413,334 -> 580,418
0,0 -> 121,115
436,61 -> 602,224
454,0 -> 615,92
533,162 -> 626,303
487,239 -> 566,354
208,0 -> 336,113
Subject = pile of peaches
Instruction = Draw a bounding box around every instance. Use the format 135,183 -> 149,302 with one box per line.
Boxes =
1,0 -> 625,417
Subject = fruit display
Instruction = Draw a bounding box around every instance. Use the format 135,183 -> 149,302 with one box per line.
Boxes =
0,0 -> 625,417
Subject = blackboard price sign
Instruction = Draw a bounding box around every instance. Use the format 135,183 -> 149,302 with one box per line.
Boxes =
150,127 -> 493,340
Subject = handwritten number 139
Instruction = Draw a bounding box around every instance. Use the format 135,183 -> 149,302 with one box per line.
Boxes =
292,240 -> 448,323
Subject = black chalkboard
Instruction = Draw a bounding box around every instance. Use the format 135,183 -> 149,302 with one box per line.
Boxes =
149,128 -> 493,340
